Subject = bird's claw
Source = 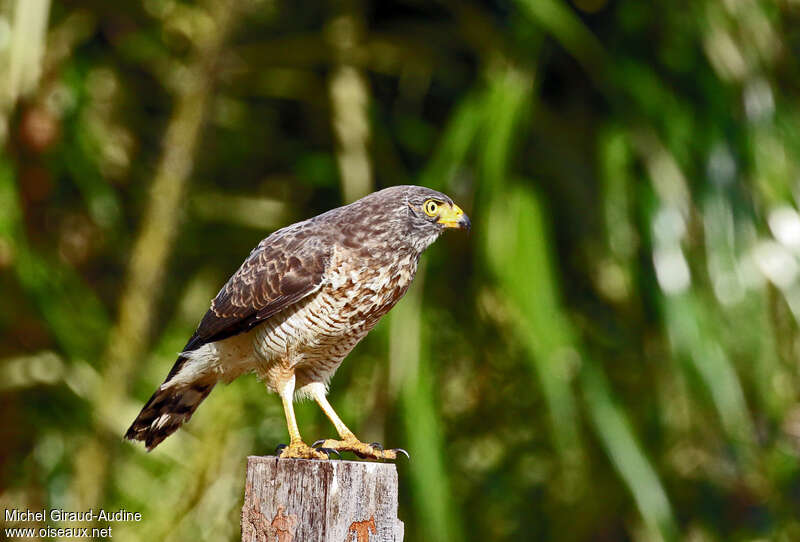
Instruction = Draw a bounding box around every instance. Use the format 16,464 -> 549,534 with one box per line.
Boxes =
391,448 -> 410,460
366,442 -> 409,460
319,447 -> 340,458
313,438 -> 408,461
276,441 -> 329,460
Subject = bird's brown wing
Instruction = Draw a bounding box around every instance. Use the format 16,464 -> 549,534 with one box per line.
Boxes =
126,228 -> 330,447
180,227 -> 330,357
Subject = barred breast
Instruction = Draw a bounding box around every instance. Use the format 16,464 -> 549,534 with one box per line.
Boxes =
252,248 -> 418,391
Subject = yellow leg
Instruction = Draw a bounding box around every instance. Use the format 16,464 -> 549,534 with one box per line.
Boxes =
306,383 -> 407,461
279,375 -> 302,444
307,382 -> 355,440
276,376 -> 326,460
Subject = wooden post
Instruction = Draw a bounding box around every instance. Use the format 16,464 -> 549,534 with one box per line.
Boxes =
241,456 -> 404,542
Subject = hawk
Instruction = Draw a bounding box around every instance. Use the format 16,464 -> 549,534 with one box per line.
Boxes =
125,185 -> 470,459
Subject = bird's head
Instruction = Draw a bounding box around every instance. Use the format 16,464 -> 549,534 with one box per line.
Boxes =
340,185 -> 470,254
385,185 -> 471,253
403,186 -> 471,233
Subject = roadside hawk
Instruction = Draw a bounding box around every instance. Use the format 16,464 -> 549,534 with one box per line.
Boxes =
125,185 -> 470,460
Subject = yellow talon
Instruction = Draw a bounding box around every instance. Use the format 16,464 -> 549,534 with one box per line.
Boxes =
314,437 -> 404,460
277,441 -> 329,460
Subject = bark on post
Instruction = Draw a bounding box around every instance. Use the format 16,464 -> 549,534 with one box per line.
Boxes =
241,456 -> 404,542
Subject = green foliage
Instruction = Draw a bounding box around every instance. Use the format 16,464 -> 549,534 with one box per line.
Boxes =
2,0 -> 800,541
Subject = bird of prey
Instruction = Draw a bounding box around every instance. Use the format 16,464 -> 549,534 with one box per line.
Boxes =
125,185 -> 470,460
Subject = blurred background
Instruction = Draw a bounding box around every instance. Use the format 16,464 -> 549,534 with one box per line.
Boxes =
1,0 -> 800,540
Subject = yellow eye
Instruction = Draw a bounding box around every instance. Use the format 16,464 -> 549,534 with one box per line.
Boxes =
423,200 -> 439,216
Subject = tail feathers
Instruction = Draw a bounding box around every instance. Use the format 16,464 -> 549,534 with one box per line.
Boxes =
125,357 -> 215,450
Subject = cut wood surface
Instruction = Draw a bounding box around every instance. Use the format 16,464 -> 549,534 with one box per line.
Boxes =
241,456 -> 404,542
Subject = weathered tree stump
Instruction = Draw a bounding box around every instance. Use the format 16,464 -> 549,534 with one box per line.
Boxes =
241,456 -> 404,542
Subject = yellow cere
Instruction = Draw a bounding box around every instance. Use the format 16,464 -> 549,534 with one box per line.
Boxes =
436,203 -> 466,227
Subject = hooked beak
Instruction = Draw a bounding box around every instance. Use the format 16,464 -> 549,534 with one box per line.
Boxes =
437,203 -> 471,231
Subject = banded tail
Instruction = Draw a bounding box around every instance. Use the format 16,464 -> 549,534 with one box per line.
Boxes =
125,355 -> 216,450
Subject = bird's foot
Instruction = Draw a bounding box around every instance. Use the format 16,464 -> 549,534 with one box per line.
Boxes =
275,441 -> 329,460
312,437 -> 409,461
